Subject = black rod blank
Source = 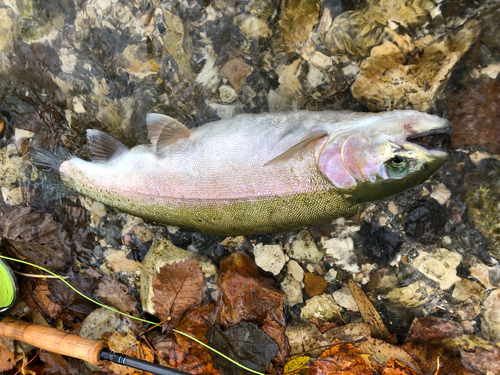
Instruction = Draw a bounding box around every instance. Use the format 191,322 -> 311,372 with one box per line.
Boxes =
99,348 -> 190,375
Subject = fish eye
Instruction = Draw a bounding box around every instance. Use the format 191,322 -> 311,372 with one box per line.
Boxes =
181,234 -> 190,244
385,156 -> 409,179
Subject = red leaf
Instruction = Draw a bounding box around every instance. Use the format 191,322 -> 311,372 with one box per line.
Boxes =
152,258 -> 206,332
216,252 -> 285,328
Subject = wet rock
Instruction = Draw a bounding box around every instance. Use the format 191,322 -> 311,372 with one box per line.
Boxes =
322,236 -> 358,273
481,288 -> 500,342
360,222 -> 403,263
287,260 -> 304,282
412,248 -> 462,290
464,159 -> 500,258
387,281 -> 432,308
351,20 -> 479,112
253,243 -> 287,275
221,58 -> 253,94
448,78 -> 500,153
405,198 -> 451,245
452,278 -> 484,304
324,268 -> 338,282
268,58 -> 305,112
219,85 -> 238,103
430,183 -> 452,205
140,236 -> 217,314
304,272 -> 327,297
0,143 -> 25,190
280,274 -> 303,306
289,230 -> 324,264
332,284 -> 359,312
277,0 -> 320,51
300,293 -> 343,324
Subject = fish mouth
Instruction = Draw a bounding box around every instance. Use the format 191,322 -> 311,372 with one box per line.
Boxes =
406,120 -> 453,151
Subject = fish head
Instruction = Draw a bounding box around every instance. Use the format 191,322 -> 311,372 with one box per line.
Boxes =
317,110 -> 452,203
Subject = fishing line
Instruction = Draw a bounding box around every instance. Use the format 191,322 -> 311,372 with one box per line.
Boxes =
0,258 -> 16,312
0,255 -> 265,375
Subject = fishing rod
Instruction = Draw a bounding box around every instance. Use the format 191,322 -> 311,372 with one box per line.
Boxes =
0,258 -> 190,375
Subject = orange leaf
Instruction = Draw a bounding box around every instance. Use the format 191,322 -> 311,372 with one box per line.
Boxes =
262,313 -> 290,365
152,258 -> 206,332
0,337 -> 15,372
310,341 -> 376,375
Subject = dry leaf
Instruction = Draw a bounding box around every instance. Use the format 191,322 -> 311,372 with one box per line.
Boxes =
0,206 -> 71,271
27,279 -> 63,319
348,279 -> 395,344
0,337 -> 15,372
104,326 -> 155,375
97,275 -> 139,316
310,341 -> 376,375
39,351 -> 70,375
216,252 -> 285,328
152,258 -> 206,332
358,337 -> 422,373
262,313 -> 290,365
380,358 -> 421,375
304,273 -> 327,297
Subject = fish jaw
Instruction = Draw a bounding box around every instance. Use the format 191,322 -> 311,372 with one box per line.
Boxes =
317,110 -> 452,203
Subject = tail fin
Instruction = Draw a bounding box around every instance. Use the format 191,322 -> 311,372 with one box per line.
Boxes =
28,139 -> 76,200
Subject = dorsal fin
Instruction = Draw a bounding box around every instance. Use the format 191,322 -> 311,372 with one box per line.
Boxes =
86,129 -> 129,163
146,113 -> 191,152
264,129 -> 328,166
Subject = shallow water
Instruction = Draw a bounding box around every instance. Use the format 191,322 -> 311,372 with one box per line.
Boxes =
0,0 -> 500,371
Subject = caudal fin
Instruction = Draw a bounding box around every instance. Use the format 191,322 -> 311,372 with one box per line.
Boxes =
28,139 -> 76,200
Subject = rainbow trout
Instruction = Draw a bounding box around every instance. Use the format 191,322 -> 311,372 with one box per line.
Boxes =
30,110 -> 451,235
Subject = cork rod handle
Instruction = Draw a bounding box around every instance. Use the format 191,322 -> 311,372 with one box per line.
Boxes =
0,316 -> 105,365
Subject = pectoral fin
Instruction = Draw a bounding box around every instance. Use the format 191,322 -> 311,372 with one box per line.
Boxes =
264,129 -> 328,166
146,113 -> 191,151
86,130 -> 129,163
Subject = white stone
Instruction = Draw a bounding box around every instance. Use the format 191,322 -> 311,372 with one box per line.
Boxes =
287,260 -> 304,282
14,128 -> 34,142
481,63 -> 500,79
289,230 -> 324,263
324,268 -> 337,282
470,151 -> 499,166
332,285 -> 359,311
388,201 -> 398,215
300,294 -> 343,323
309,51 -> 333,70
281,275 -> 303,306
430,183 -> 451,205
253,243 -> 287,275
219,85 -> 238,103
412,248 -> 462,290
307,65 -> 325,88
322,237 -> 359,273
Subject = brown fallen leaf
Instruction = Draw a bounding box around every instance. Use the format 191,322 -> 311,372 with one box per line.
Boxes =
97,275 -> 139,316
400,341 -> 444,374
380,358 -> 421,375
348,279 -> 396,344
0,206 -> 71,271
26,279 -> 63,319
39,351 -> 70,375
103,326 -> 155,375
216,252 -> 285,328
358,337 -> 422,373
308,317 -> 338,334
152,258 -> 206,332
153,300 -> 222,375
262,312 -> 291,365
0,337 -> 15,372
310,340 -> 376,375
405,316 -> 464,343
304,273 -> 328,297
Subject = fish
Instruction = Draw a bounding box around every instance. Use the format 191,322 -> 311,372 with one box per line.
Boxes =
29,110 -> 451,236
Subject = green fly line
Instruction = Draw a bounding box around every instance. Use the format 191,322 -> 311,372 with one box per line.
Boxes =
0,258 -> 16,312
0,255 -> 265,375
